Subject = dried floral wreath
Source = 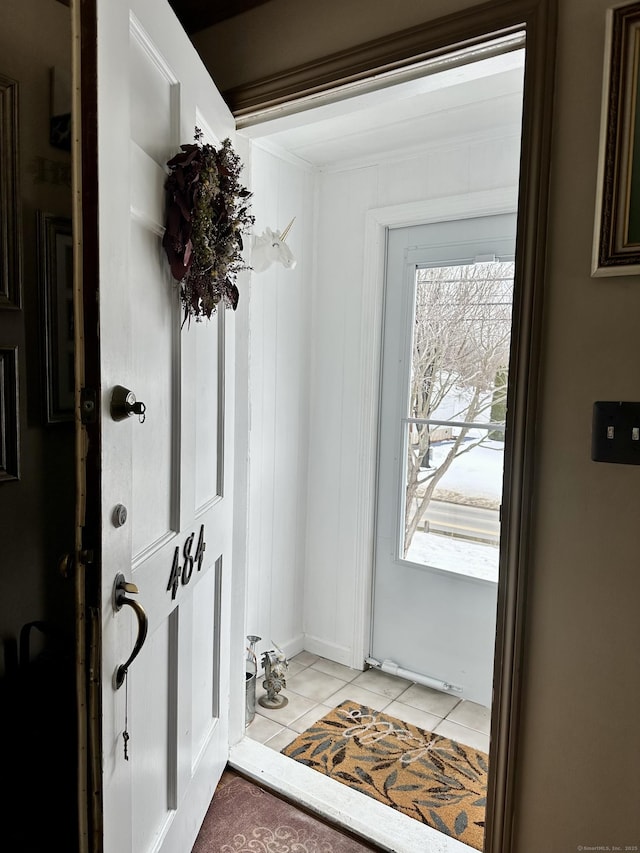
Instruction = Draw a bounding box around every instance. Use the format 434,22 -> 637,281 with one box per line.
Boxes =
162,129 -> 254,324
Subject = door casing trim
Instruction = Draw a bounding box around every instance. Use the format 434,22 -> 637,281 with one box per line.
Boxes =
227,2 -> 557,851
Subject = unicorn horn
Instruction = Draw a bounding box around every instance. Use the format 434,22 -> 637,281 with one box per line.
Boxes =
279,217 -> 295,242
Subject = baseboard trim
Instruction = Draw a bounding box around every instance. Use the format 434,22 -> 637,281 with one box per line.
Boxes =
302,635 -> 354,668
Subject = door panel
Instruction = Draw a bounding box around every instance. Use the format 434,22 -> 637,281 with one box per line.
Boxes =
93,2 -> 237,852
372,214 -> 516,707
194,318 -> 223,509
130,214 -> 176,556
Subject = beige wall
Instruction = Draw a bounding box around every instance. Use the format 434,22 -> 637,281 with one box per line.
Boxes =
192,0 -> 449,91
0,0 -> 74,676
0,2 -> 76,847
197,0 -> 640,849
518,0 -> 640,846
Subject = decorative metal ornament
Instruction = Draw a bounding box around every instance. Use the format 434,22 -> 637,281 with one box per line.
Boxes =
245,635 -> 261,726
258,646 -> 289,709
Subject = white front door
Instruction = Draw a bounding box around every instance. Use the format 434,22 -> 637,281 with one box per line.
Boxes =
91,2 -> 238,851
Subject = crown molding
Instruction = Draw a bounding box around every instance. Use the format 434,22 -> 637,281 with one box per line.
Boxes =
224,0 -> 542,117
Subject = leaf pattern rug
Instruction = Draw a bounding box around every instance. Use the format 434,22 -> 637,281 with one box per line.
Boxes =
281,700 -> 487,851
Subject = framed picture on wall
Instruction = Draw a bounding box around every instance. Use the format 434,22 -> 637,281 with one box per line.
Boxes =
593,1 -> 640,276
0,72 -> 21,308
0,346 -> 19,482
38,211 -> 74,423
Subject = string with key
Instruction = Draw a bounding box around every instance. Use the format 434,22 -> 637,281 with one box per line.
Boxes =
123,670 -> 130,760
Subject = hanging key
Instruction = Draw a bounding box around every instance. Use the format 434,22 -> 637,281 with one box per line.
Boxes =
111,385 -> 147,424
123,669 -> 130,760
132,401 -> 146,423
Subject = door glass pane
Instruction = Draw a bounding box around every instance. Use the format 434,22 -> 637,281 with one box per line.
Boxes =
402,260 -> 514,580
403,423 -> 502,580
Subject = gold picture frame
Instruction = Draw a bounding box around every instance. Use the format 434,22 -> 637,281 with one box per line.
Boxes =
38,212 -> 74,423
0,346 -> 19,481
593,1 -> 640,275
0,73 -> 21,308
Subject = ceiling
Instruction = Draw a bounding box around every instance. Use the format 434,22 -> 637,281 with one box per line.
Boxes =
164,6 -> 525,171
243,47 -> 526,169
168,0 -> 274,33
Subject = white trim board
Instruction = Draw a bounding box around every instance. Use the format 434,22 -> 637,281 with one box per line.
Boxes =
303,633 -> 354,667
351,186 -> 519,671
250,135 -> 318,172
229,738 -> 473,853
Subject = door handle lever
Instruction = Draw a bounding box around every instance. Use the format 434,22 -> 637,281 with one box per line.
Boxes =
113,572 -> 148,689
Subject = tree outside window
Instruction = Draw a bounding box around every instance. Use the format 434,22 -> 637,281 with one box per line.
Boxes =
403,261 -> 514,556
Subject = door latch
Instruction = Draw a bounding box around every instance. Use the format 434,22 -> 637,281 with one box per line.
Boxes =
80,388 -> 97,424
110,385 -> 146,423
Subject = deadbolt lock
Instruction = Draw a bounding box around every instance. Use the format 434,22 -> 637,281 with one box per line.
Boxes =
111,385 -> 146,423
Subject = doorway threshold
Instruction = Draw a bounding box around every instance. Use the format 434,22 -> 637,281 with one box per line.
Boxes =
229,737 -> 473,853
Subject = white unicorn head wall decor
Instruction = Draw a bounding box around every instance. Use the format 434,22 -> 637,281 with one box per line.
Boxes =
251,218 -> 297,273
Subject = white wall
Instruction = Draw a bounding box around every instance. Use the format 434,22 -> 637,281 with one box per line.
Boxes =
244,144 -> 315,667
304,129 -> 521,673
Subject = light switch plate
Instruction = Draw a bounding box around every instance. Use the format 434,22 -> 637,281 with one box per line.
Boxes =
592,401 -> 640,465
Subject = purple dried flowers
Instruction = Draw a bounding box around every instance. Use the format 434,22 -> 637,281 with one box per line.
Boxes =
162,129 -> 254,324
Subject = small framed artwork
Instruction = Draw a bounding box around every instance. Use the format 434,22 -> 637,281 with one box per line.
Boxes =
0,72 -> 22,308
593,1 -> 640,276
38,211 -> 74,423
49,66 -> 71,152
0,346 -> 19,482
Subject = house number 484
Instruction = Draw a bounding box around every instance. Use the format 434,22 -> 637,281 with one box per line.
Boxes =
167,525 -> 206,600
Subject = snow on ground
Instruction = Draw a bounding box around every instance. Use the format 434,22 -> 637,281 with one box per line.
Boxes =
431,441 -> 504,503
428,439 -> 504,502
408,439 -> 502,582
406,530 -> 498,583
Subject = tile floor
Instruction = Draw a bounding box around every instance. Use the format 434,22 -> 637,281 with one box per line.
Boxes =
246,651 -> 491,755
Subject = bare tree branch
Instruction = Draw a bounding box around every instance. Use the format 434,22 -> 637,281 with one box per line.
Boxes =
403,260 -> 514,555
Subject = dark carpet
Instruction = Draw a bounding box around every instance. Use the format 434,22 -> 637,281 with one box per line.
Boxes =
192,768 -> 382,852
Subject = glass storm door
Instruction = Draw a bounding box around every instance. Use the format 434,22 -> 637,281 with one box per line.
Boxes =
372,213 -> 516,706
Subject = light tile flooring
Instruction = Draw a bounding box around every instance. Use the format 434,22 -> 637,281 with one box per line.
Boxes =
246,651 -> 491,756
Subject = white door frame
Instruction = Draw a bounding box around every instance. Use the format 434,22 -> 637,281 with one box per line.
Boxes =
211,3 -> 558,852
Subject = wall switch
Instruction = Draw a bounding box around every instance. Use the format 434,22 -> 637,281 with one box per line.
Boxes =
592,401 -> 640,464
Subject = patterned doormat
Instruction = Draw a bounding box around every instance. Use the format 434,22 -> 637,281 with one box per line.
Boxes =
281,700 -> 488,851
192,769 -> 381,852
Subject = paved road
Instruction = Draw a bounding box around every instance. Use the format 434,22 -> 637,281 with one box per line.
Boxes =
422,499 -> 500,545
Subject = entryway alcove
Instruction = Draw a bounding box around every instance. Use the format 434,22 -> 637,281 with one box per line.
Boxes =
240,36 -> 524,700
232,34 -> 525,851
